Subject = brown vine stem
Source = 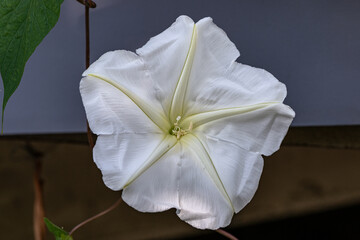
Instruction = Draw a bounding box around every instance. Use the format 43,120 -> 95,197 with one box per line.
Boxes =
216,228 -> 239,240
84,0 -> 95,149
33,158 -> 45,240
26,142 -> 46,240
69,196 -> 122,236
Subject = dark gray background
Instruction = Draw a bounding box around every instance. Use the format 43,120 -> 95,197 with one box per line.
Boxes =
1,0 -> 359,134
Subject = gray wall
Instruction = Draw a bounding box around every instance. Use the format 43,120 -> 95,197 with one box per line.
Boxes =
1,0 -> 359,134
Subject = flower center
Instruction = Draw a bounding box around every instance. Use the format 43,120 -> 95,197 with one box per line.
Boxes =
171,116 -> 193,140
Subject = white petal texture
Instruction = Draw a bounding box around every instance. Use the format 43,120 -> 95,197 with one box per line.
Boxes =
136,16 -> 194,117
80,15 -> 295,230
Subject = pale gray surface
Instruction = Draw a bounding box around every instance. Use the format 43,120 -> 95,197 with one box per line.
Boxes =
1,0 -> 360,134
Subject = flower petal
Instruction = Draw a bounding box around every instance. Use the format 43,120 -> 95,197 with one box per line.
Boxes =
184,19 -> 287,116
82,50 -> 170,132
168,24 -> 197,123
193,103 -> 295,156
182,17 -> 240,115
194,17 -> 240,74
136,15 -> 195,117
195,132 -> 264,213
80,75 -> 165,134
122,134 -> 235,230
181,134 -> 234,212
182,102 -> 276,129
178,135 -> 235,229
122,143 -> 182,213
93,133 -> 176,191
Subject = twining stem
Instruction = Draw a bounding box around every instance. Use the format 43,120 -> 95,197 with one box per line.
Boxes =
86,121 -> 94,149
26,142 -> 46,240
85,0 -> 95,149
33,158 -> 45,240
216,229 -> 239,240
85,2 -> 90,69
69,197 -> 122,236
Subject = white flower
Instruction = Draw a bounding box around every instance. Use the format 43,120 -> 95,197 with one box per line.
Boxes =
79,16 -> 295,230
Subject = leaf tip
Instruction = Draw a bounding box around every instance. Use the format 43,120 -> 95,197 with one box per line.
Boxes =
44,217 -> 73,240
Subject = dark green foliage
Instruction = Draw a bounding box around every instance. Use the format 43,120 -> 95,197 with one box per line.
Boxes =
0,0 -> 64,129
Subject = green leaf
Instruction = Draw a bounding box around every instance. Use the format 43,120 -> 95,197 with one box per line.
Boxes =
44,217 -> 73,240
0,0 -> 64,130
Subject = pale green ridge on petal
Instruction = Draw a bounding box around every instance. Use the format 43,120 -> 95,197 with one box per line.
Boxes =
182,102 -> 279,129
169,25 -> 197,123
192,103 -> 295,156
181,134 -> 235,212
124,135 -> 178,188
194,132 -> 264,213
135,16 -> 194,117
80,76 -> 164,135
93,133 -> 166,191
121,143 -> 182,213
88,73 -> 170,133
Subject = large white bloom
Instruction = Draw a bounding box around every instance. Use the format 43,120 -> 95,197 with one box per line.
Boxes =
80,16 -> 295,230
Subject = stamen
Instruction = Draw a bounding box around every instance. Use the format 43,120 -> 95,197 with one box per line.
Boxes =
171,116 -> 193,140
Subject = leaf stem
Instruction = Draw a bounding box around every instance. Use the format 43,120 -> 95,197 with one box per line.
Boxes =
216,229 -> 238,240
69,196 -> 122,236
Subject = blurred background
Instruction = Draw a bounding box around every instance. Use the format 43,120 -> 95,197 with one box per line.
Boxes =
1,0 -> 359,239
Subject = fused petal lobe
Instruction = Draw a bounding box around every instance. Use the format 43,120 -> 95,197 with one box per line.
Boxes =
80,76 -> 164,135
181,102 -> 277,130
81,50 -> 170,133
193,103 -> 295,156
182,17 -> 241,116
93,133 -> 166,190
136,16 -> 195,116
83,50 -> 160,110
177,136 -> 234,229
122,143 -> 182,212
185,55 -> 288,117
195,132 -> 264,213
168,24 -> 197,123
181,134 -> 234,212
122,139 -> 234,229
94,133 -> 177,191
